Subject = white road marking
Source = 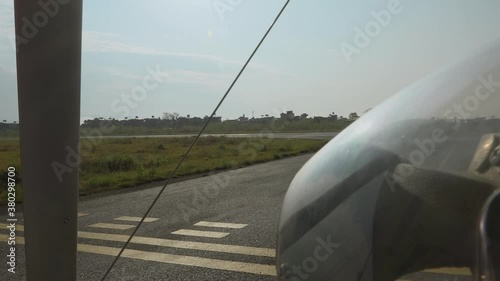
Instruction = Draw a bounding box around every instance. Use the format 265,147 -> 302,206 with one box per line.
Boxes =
78,231 -> 275,257
0,224 -> 275,257
194,221 -> 248,229
0,233 -> 474,278
0,235 -> 276,276
114,216 -> 159,223
89,223 -> 135,230
78,244 -> 276,276
172,229 -> 229,239
1,223 -> 24,231
0,234 -> 25,243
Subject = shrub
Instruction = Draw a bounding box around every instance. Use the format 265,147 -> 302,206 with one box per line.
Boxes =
81,155 -> 139,173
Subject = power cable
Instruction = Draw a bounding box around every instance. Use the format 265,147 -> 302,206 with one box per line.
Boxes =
100,1 -> 291,279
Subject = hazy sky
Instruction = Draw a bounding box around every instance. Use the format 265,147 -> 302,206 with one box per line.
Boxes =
1,0 -> 500,122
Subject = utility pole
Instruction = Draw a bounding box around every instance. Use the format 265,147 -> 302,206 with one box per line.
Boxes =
14,1 -> 83,280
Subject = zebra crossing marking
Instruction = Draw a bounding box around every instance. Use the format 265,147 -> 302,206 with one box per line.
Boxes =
194,221 -> 248,229
114,216 -> 159,223
89,223 -> 135,230
172,229 -> 230,239
0,223 -> 274,257
0,225 -> 473,279
0,234 -> 276,276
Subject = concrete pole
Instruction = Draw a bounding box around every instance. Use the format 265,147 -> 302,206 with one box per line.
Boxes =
14,1 -> 82,280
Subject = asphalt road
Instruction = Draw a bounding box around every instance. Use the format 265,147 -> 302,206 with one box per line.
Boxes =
0,154 -> 473,281
0,155 -> 308,281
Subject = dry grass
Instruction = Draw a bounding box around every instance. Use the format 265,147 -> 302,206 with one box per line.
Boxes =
0,136 -> 327,205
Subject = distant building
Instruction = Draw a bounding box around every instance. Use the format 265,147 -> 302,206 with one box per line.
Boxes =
250,116 -> 275,123
82,118 -> 101,127
76,108 -> 370,130
0,122 -> 19,129
329,112 -> 338,121
238,115 -> 249,122
177,116 -> 204,126
281,110 -> 295,121
224,119 -> 239,125
313,116 -> 328,123
203,116 -> 222,123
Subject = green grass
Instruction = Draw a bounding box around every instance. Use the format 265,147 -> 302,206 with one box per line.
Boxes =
79,119 -> 352,136
0,137 -> 328,205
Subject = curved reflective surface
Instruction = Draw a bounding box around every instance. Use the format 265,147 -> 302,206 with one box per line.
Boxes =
277,39 -> 500,281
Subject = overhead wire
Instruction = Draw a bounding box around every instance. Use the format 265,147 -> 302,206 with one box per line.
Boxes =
100,1 -> 292,279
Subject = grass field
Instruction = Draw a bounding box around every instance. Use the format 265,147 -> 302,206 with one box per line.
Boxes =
1,119 -> 352,138
0,136 -> 328,205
